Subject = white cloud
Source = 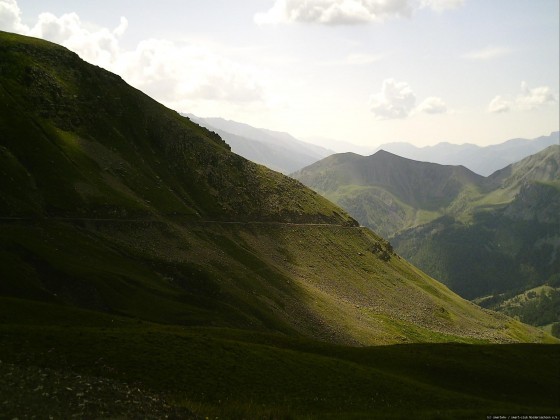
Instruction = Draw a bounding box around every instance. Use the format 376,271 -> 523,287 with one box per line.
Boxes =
488,82 -> 557,113
116,39 -> 265,104
255,0 -> 464,25
0,1 -> 267,109
369,79 -> 449,118
516,81 -> 557,110
369,78 -> 416,119
417,96 -> 447,114
487,95 -> 510,113
0,0 -> 28,33
113,16 -> 128,37
26,12 -> 125,69
461,46 -> 513,60
0,0 -> 126,70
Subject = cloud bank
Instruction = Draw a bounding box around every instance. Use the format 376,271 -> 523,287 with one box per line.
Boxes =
419,0 -> 465,13
488,82 -> 557,113
255,0 -> 464,25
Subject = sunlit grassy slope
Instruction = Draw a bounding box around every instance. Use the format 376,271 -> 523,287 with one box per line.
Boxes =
0,31 -> 558,417
2,219 -> 550,345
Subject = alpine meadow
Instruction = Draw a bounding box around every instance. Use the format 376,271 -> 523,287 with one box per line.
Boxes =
1,0 -> 559,418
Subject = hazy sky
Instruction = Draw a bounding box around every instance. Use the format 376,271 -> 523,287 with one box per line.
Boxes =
2,0 -> 559,148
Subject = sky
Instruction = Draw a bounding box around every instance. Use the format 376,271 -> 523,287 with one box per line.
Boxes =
1,0 -> 559,149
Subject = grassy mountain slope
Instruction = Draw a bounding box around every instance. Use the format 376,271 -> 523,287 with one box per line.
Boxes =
393,148 -> 560,299
474,284 -> 560,337
0,31 -> 557,417
484,144 -> 560,204
393,176 -> 560,300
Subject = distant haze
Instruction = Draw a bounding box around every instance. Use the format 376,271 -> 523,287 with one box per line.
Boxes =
186,114 -> 333,174
188,114 -> 557,176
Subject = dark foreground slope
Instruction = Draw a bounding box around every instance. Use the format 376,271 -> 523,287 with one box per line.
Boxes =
2,301 -> 559,419
0,31 -> 558,418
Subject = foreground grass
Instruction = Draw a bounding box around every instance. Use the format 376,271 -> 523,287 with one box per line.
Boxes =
1,298 -> 558,418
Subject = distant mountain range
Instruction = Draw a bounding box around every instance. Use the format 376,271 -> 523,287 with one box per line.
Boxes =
375,132 -> 559,176
293,145 -> 560,310
185,114 -> 333,174
185,112 -> 558,179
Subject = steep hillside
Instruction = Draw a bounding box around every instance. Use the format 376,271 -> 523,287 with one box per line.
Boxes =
375,132 -> 559,176
1,31 -> 557,418
0,32 -> 348,225
392,148 -> 560,300
474,284 -> 560,337
186,114 -> 333,174
485,144 -> 560,199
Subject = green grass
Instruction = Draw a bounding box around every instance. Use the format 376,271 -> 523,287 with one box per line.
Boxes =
1,297 -> 558,418
2,217 -> 554,347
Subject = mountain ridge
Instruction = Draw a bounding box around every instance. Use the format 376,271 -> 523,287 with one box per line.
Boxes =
374,132 -> 559,176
